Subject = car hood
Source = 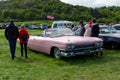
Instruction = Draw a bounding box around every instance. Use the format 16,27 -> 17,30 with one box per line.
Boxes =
30,35 -> 102,45
100,33 -> 120,38
49,36 -> 102,45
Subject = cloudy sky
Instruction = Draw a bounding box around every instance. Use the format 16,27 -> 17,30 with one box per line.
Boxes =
60,0 -> 120,8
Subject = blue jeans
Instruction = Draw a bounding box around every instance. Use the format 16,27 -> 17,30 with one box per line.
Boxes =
8,40 -> 17,60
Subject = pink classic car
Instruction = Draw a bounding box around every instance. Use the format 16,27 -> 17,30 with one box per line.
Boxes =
28,28 -> 103,59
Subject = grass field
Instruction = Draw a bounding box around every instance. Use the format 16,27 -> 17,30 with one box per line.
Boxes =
14,20 -> 53,26
0,29 -> 120,80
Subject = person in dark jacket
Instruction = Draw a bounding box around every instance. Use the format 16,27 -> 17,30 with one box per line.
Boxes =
91,19 -> 100,37
5,20 -> 19,60
79,20 -> 85,36
18,24 -> 29,58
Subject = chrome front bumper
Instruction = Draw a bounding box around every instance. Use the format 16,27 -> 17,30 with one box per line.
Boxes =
60,48 -> 103,57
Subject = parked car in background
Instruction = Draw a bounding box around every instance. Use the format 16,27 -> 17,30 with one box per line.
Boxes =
112,24 -> 120,30
29,25 -> 40,30
40,24 -> 47,30
51,20 -> 74,29
24,24 -> 30,29
112,24 -> 120,33
23,24 -> 40,30
0,23 -> 7,29
28,28 -> 103,59
99,25 -> 120,49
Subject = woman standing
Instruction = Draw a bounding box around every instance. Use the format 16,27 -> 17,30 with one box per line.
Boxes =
84,24 -> 92,37
18,24 -> 29,58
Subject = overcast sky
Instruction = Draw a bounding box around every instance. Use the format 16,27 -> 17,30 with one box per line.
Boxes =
60,0 -> 120,8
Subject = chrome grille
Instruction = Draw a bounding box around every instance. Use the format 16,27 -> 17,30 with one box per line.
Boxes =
74,44 -> 95,50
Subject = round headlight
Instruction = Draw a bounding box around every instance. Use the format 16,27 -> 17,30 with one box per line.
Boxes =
66,44 -> 75,49
95,42 -> 103,47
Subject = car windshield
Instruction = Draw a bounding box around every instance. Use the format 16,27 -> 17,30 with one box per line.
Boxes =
43,28 -> 75,37
112,24 -> 120,30
53,21 -> 74,28
100,27 -> 117,34
57,23 -> 66,28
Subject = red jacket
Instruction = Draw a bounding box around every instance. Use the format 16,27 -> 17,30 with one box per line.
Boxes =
18,28 -> 29,43
89,20 -> 93,28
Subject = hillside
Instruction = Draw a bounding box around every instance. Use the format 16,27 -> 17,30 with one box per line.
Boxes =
0,0 -> 120,23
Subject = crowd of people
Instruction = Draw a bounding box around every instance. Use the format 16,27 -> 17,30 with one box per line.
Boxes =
72,19 -> 100,37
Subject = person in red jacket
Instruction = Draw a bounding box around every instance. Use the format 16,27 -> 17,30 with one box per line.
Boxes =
18,24 -> 29,58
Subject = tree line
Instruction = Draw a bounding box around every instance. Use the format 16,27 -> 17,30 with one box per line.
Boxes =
0,0 -> 120,23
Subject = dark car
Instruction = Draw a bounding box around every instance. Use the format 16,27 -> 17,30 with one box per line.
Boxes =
112,24 -> 120,33
112,24 -> 120,30
29,25 -> 40,29
24,24 -> 30,29
99,26 -> 120,49
40,24 -> 47,30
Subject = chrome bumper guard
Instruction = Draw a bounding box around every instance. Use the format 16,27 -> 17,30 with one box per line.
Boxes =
60,48 -> 103,57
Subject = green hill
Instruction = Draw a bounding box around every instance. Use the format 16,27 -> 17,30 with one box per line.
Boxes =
0,0 -> 120,23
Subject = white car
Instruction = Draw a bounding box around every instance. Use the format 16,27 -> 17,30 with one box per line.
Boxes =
51,20 -> 74,29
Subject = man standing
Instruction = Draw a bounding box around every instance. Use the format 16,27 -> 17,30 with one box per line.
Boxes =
5,20 -> 19,60
79,20 -> 85,36
91,19 -> 100,37
74,20 -> 85,36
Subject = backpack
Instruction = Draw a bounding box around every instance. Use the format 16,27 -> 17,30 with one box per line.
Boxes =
22,32 -> 28,41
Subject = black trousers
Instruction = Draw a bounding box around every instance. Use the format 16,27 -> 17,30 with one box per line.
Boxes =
20,43 -> 28,58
